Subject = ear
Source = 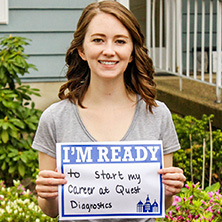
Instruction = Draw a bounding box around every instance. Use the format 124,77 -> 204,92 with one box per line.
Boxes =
129,55 -> 133,63
77,48 -> 87,61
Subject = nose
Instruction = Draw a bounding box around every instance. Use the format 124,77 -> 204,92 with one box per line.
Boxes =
102,42 -> 115,57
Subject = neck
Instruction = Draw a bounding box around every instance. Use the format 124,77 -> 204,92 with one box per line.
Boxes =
82,76 -> 136,107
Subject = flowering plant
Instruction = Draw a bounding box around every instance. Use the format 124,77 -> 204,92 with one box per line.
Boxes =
158,181 -> 222,221
0,180 -> 56,222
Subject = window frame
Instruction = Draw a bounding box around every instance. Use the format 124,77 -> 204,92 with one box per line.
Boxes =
0,0 -> 8,24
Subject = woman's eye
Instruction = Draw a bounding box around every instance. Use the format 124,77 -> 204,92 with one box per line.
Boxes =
116,39 -> 126,44
93,38 -> 103,43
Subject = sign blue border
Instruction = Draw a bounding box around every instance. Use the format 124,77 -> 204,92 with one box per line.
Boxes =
57,141 -> 164,219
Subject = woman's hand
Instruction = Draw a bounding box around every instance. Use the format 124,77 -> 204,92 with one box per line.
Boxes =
158,167 -> 186,196
36,170 -> 67,199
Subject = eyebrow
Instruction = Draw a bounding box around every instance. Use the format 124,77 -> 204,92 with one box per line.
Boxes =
90,33 -> 130,39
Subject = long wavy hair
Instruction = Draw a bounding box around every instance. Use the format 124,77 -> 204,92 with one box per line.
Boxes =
59,0 -> 157,113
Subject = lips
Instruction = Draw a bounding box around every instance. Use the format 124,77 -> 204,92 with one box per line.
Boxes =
99,60 -> 118,65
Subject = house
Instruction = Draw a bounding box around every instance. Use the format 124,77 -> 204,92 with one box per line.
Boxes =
0,0 -> 221,111
0,0 -> 95,109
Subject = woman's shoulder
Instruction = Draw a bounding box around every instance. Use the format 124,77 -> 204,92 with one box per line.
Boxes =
154,100 -> 167,108
138,98 -> 169,113
41,99 -> 75,119
152,100 -> 172,118
46,99 -> 73,111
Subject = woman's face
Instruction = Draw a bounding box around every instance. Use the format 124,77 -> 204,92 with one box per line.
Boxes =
78,12 -> 133,82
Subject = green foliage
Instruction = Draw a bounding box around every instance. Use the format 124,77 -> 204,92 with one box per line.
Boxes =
0,35 -> 42,184
156,182 -> 222,221
0,35 -> 37,89
172,114 -> 222,189
0,180 -> 57,221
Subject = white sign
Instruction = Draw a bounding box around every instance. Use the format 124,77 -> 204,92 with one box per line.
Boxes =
56,141 -> 165,220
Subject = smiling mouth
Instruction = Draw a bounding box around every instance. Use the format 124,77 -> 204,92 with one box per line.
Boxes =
99,61 -> 118,65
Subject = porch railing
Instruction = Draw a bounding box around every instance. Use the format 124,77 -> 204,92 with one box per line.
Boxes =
146,0 -> 222,103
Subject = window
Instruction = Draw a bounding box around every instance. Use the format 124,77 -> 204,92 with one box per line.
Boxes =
0,0 -> 8,24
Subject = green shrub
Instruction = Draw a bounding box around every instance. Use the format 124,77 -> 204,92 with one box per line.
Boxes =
0,35 -> 42,184
156,182 -> 222,221
0,180 -> 57,221
172,114 -> 222,189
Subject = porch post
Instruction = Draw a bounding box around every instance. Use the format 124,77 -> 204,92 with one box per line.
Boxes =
216,0 -> 222,103
146,0 -> 152,54
176,0 -> 183,91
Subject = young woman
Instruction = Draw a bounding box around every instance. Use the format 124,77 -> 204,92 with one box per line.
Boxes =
33,1 -> 186,221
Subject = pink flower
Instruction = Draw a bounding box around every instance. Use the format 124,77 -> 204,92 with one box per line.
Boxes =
167,211 -> 173,220
215,196 -> 219,200
194,214 -> 200,219
202,200 -> 207,205
207,206 -> 213,213
176,206 -> 181,212
185,184 -> 189,189
188,214 -> 193,220
173,196 -> 181,206
209,215 -> 214,222
0,181 -> 5,187
208,191 -> 214,198
209,198 -> 214,204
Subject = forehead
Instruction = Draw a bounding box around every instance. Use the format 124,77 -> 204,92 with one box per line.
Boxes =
85,12 -> 131,37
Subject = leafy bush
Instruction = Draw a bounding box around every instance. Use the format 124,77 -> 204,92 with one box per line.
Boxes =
0,180 -> 57,221
0,35 -> 42,184
172,114 -> 222,189
157,182 -> 222,221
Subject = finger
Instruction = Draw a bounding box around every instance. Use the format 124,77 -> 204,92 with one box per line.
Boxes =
164,185 -> 182,196
36,177 -> 67,186
162,179 -> 184,188
162,173 -> 186,182
36,185 -> 59,193
158,167 -> 184,175
38,170 -> 66,179
37,191 -> 59,199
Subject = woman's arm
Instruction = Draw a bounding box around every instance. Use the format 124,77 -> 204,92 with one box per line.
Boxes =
35,151 -> 67,218
159,153 -> 186,209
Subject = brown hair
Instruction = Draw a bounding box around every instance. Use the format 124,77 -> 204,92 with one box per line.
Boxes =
59,0 -> 157,113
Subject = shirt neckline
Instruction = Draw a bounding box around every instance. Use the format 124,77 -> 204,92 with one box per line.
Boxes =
73,96 -> 140,142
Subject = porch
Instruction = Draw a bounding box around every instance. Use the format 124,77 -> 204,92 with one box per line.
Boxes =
155,74 -> 222,128
122,0 -> 222,126
146,0 -> 222,103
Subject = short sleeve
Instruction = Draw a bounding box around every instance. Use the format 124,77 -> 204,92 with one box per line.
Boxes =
160,103 -> 180,155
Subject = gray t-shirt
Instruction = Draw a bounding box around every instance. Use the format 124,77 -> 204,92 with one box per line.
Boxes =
32,98 -> 180,222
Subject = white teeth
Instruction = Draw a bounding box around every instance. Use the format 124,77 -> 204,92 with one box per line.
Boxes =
100,61 -> 117,65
